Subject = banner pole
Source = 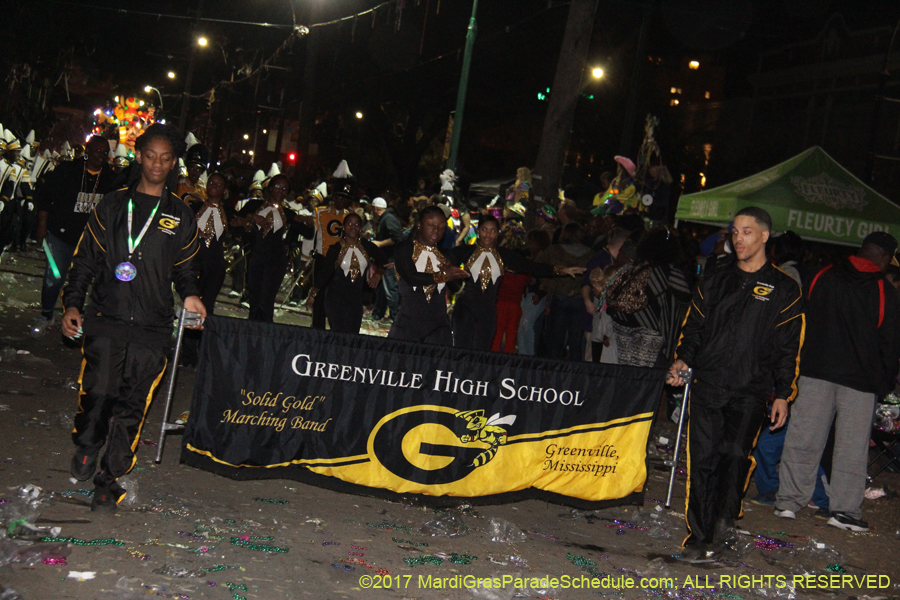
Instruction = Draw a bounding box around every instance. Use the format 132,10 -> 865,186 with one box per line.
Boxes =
665,368 -> 692,508
155,308 -> 194,463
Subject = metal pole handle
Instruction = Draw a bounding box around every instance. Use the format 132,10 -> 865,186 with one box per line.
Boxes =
154,308 -> 202,463
665,369 -> 692,508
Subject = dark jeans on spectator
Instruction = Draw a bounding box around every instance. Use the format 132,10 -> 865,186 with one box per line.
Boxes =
545,294 -> 586,360
40,232 -> 76,319
372,266 -> 399,321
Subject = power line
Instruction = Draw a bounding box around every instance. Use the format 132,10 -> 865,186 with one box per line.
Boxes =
41,0 -> 395,31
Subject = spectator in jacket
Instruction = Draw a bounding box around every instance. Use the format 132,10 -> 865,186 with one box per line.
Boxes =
537,222 -> 592,360
775,232 -> 900,532
371,195 -> 406,322
668,207 -> 803,562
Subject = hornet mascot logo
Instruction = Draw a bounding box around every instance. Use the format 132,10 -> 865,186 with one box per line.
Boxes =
455,410 -> 517,467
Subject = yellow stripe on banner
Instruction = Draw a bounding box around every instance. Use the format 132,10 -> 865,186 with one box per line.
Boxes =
507,412 -> 655,443
184,444 -> 371,470
189,403 -> 656,503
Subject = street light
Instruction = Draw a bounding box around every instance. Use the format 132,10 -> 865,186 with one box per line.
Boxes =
243,134 -> 249,140
197,37 -> 208,47
144,85 -> 163,109
591,67 -> 604,79
167,71 -> 176,79
355,112 -> 363,119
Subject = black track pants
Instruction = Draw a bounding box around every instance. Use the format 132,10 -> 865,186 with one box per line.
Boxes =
73,335 -> 167,489
684,392 -> 766,546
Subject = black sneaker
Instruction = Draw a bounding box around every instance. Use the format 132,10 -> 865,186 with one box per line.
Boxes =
814,508 -> 831,520
675,544 -> 718,563
91,481 -> 126,513
71,451 -> 98,482
826,512 -> 868,532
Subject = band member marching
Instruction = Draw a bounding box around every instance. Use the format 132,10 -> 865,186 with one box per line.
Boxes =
309,212 -> 387,334
181,172 -> 230,366
446,214 -> 583,350
388,205 -> 468,345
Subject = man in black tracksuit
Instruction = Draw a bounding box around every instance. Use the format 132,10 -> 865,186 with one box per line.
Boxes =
62,124 -> 205,511
668,207 -> 803,562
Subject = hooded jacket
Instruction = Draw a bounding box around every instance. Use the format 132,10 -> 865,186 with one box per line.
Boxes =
63,186 -> 201,345
800,256 -> 900,397
675,258 -> 804,404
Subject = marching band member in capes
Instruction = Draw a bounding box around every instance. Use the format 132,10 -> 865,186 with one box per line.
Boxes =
181,172 -> 230,366
388,205 -> 468,345
446,214 -> 584,350
244,173 -> 292,323
61,124 -> 204,511
175,133 -> 208,205
309,212 -> 387,334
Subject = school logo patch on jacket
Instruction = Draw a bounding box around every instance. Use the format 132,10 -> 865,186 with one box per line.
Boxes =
752,283 -> 774,300
158,213 -> 180,235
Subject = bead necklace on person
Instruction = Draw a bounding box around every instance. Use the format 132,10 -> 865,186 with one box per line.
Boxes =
114,190 -> 163,282
80,160 -> 101,196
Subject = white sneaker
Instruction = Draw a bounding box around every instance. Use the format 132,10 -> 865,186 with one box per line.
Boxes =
773,509 -> 796,519
228,290 -> 240,298
29,315 -> 54,339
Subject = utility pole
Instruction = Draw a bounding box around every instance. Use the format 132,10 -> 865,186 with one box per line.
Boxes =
619,0 -> 652,156
179,0 -> 205,134
446,0 -> 479,171
298,3 -> 323,168
532,0 -> 599,203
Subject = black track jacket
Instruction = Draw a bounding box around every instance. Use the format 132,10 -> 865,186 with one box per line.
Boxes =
675,259 -> 804,404
801,256 -> 900,397
63,187 -> 200,344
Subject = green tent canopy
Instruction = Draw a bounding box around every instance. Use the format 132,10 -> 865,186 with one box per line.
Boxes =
675,147 -> 900,246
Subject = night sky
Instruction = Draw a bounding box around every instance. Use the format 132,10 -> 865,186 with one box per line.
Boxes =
2,0 -> 898,192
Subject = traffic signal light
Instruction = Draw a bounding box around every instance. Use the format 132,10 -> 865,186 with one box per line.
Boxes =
288,152 -> 296,163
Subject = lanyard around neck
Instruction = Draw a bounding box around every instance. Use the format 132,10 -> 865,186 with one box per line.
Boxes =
127,196 -> 161,256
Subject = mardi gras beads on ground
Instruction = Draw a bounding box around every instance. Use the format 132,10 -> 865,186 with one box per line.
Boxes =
229,537 -> 288,553
404,555 -> 443,567
366,521 -> 412,533
391,537 -> 427,546
40,536 -> 125,546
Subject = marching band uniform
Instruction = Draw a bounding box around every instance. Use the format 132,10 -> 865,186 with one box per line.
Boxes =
310,201 -> 349,329
388,239 -> 453,345
313,238 -> 387,334
446,245 -> 561,350
246,199 -> 294,322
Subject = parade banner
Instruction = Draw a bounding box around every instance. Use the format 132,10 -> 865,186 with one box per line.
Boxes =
181,316 -> 664,508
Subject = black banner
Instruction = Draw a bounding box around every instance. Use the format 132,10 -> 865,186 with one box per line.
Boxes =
181,316 -> 664,508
